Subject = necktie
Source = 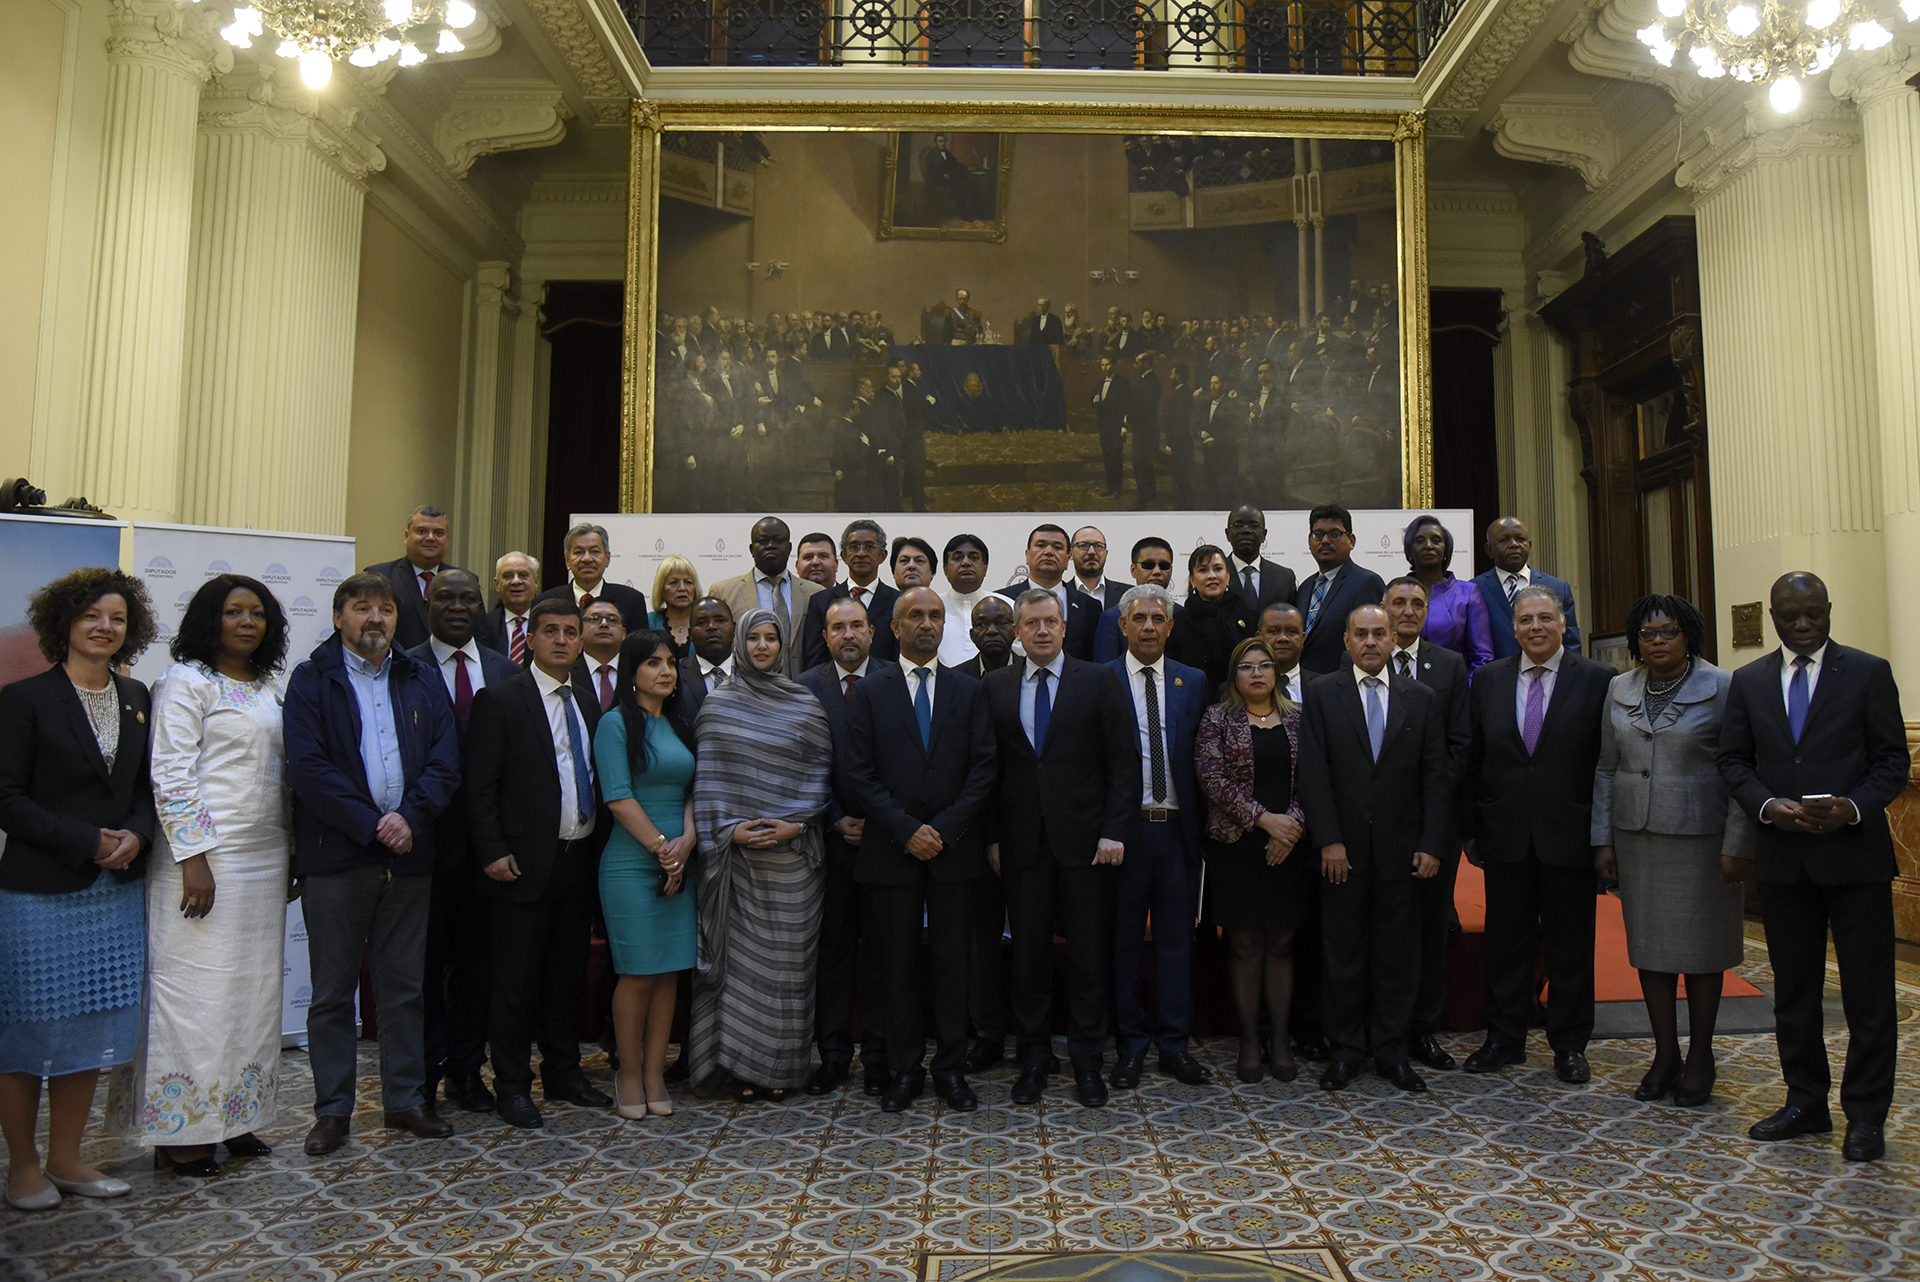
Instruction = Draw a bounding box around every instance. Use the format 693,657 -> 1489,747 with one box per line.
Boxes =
1396,651 -> 1413,679
509,616 -> 526,665
1144,668 -> 1166,802
843,672 -> 860,701
560,689 -> 593,824
1522,666 -> 1546,756
1787,655 -> 1810,741
767,577 -> 791,643
1363,675 -> 1386,760
451,651 -> 473,733
1504,574 -> 1519,605
851,585 -> 866,603
1032,668 -> 1052,755
708,665 -> 726,694
579,591 -> 592,611
1307,575 -> 1330,631
597,663 -> 615,713
419,569 -> 434,599
913,668 -> 932,749
1242,565 -> 1257,597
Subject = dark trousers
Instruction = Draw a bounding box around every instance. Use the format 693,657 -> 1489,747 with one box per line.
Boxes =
1166,427 -> 1194,506
1292,876 -> 1326,1041
1411,852 -> 1461,1036
486,842 -> 593,1088
304,867 -> 430,1116
864,877 -> 975,1075
1004,853 -> 1118,1072
1113,818 -> 1195,1057
817,840 -> 883,1066
423,863 -> 490,1083
1097,419 -> 1125,492
1130,421 -> 1159,502
968,869 -> 1010,1046
1482,856 -> 1596,1053
1758,876 -> 1896,1125
1320,863 -> 1418,1066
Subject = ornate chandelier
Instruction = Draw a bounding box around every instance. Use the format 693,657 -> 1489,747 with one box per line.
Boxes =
1636,0 -> 1919,110
205,0 -> 478,89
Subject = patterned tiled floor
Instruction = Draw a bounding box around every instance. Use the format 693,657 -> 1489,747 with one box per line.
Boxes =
4,925 -> 1917,1282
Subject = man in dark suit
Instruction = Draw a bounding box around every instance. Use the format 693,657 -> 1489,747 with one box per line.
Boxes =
476,550 -> 540,665
569,599 -> 626,715
1378,577 -> 1473,1073
1069,526 -> 1127,611
995,524 -> 1102,662
954,593 -> 1018,1073
1297,605 -> 1449,1092
1297,504 -> 1387,675
1225,505 -> 1299,615
363,504 -> 461,652
671,597 -> 735,741
900,362 -> 932,514
803,520 -> 899,671
1027,298 -> 1065,345
1718,572 -> 1908,1162
1106,585 -> 1211,1089
407,570 -> 521,1114
810,315 -> 855,361
534,522 -> 648,629
1461,584 -> 1611,1085
466,598 -> 614,1129
796,596 -> 897,1097
1196,375 -> 1245,508
1472,517 -> 1583,659
1091,357 -> 1132,497
1244,361 -> 1290,490
844,589 -> 997,1112
1162,365 -> 1197,507
982,589 -> 1139,1108
1130,353 -> 1162,507
1093,538 -> 1178,665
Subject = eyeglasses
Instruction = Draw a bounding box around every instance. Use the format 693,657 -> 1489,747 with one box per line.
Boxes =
1236,661 -> 1276,674
1137,560 -> 1172,571
1308,529 -> 1351,542
1637,626 -> 1683,642
1072,541 -> 1107,552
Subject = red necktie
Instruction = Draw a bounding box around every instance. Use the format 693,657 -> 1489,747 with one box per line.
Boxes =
580,591 -> 593,611
420,569 -> 435,599
598,664 -> 615,713
850,586 -> 866,602
509,617 -> 526,665
843,672 -> 860,701
451,651 -> 473,733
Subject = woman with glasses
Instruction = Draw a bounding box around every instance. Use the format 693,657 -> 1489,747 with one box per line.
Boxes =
1402,514 -> 1493,674
1195,637 -> 1310,1084
1592,594 -> 1750,1107
1168,544 -> 1253,693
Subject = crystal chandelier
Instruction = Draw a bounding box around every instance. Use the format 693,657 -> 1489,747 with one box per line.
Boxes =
1636,0 -> 1919,110
205,0 -> 479,89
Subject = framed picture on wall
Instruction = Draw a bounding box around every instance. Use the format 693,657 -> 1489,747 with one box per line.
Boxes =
623,104 -> 1431,517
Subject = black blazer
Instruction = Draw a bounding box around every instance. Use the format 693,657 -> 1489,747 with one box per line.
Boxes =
1296,670 -> 1449,879
1296,563 -> 1387,674
1347,644 -> 1473,844
951,655 -> 1014,682
465,668 -> 606,903
535,581 -> 649,631
1465,652 -> 1612,869
801,581 -> 900,672
571,651 -> 624,717
982,656 -> 1138,869
994,581 -> 1102,662
1718,643 -> 1909,885
474,605 -> 534,664
1234,557 -> 1299,614
797,657 -> 899,825
406,639 -> 520,873
0,668 -> 155,894
1075,581 -> 1129,611
843,663 -> 996,885
365,556 -> 461,652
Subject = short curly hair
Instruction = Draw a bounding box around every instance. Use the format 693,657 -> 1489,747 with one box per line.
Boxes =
28,567 -> 158,666
169,574 -> 290,678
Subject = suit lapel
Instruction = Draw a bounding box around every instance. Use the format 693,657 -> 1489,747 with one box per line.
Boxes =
1330,676 -> 1371,762
928,664 -> 965,756
56,676 -> 112,782
519,675 -> 563,789
1804,646 -> 1845,734
1380,675 -> 1409,756
1489,660 -> 1525,749
890,665 -> 927,758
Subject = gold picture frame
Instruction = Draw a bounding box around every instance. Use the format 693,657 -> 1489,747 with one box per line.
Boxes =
879,131 -> 1015,242
622,101 -> 1431,514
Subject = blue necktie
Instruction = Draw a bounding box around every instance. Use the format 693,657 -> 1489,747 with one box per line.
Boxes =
1307,575 -> 1330,631
1032,667 -> 1052,755
1363,675 -> 1385,760
913,667 -> 932,749
1787,655 -> 1810,742
561,689 -> 593,824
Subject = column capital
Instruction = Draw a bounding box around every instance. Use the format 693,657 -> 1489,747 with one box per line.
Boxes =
1829,41 -> 1920,112
1676,83 -> 1862,202
107,0 -> 231,83
476,261 -> 519,312
201,60 -> 388,186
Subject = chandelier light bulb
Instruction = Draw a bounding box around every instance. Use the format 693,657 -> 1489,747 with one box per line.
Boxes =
1902,0 -> 1919,21
219,5 -> 262,46
398,42 -> 427,65
1848,19 -> 1893,47
1637,22 -> 1667,46
1658,0 -> 1687,15
383,0 -> 412,25
1769,76 -> 1803,112
348,45 -> 378,65
1804,0 -> 1839,26
1726,4 -> 1761,34
436,27 -> 464,52
275,39 -> 300,57
298,49 -> 333,87
375,36 -> 401,59
446,0 -> 477,28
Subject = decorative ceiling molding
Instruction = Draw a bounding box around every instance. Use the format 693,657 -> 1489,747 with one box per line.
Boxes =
1675,83 -> 1864,201
203,59 -> 389,185
1828,39 -> 1920,108
1522,107 -> 1686,268
1428,0 -> 1569,133
518,0 -> 629,122
1561,0 -> 1704,104
1488,94 -> 1620,187
435,79 -> 574,176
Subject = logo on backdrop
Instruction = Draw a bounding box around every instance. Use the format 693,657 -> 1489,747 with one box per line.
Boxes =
316,567 -> 345,587
207,560 -> 232,576
146,557 -> 176,579
262,563 -> 292,585
289,596 -> 318,619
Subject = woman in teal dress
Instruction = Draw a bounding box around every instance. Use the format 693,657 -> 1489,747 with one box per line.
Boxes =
593,628 -> 697,1119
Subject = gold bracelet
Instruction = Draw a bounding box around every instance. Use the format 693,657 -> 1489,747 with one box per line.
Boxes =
650,832 -> 668,853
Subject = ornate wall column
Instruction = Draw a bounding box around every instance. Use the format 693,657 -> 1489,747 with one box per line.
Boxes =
178,61 -> 386,536
74,0 -> 228,522
1678,83 -> 1886,660
455,262 -> 521,573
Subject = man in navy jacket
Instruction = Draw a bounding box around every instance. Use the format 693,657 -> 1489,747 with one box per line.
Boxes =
1295,505 -> 1386,674
285,571 -> 461,1157
1472,517 -> 1583,659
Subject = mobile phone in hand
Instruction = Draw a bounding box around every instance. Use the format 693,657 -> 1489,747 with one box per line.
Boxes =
1801,794 -> 1835,806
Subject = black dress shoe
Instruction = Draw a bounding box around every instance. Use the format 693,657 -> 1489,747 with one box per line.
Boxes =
1842,1121 -> 1886,1162
1010,1064 -> 1049,1106
932,1072 -> 978,1112
1554,1052 -> 1591,1084
384,1105 -> 454,1138
156,1147 -> 222,1177
442,1070 -> 496,1113
1463,1042 -> 1525,1074
1671,1067 -> 1716,1109
807,1061 -> 850,1096
1379,1061 -> 1428,1093
1293,1035 -> 1330,1062
881,1072 -> 924,1113
1110,1055 -> 1145,1090
1409,1034 -> 1455,1072
1319,1060 -> 1359,1091
663,1055 -> 690,1082
496,1089 -> 544,1129
1159,1051 -> 1212,1085
221,1132 -> 273,1158
1074,1070 -> 1108,1108
961,1039 -> 1005,1073
303,1115 -> 349,1156
862,1060 -> 889,1097
1748,1103 -> 1833,1142
542,1071 -> 612,1109
1634,1059 -> 1682,1102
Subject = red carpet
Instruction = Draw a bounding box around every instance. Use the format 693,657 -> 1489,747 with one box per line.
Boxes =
1453,859 -> 1761,1001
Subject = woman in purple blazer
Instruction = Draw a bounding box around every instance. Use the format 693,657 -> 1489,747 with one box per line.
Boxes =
1405,515 -> 1493,675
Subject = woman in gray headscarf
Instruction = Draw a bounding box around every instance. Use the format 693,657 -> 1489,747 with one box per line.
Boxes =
689,607 -> 832,1102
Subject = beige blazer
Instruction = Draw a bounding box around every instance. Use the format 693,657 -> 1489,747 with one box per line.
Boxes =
1591,659 -> 1754,858
708,570 -> 822,678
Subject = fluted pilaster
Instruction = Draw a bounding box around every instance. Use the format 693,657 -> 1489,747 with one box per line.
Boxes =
177,61 -> 386,536
455,262 -> 520,572
75,0 -> 229,521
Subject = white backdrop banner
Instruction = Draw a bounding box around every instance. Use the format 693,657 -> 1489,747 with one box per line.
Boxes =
576,509 -> 1477,601
127,522 -> 356,1044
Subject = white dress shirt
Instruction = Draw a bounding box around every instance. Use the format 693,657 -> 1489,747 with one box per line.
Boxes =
1516,645 -> 1564,725
1074,577 -> 1112,602
1390,638 -> 1421,681
698,655 -> 730,693
1125,653 -> 1177,808
755,569 -> 794,621
1777,642 -> 1827,708
939,589 -> 985,665
585,652 -> 620,708
502,608 -> 531,655
428,636 -> 488,700
1277,665 -> 1307,705
1231,554 -> 1263,597
1498,565 -> 1532,602
530,663 -> 596,841
1019,654 -> 1065,748
902,658 -> 939,722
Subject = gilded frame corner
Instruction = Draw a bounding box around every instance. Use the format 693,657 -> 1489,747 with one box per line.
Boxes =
622,99 -> 1433,514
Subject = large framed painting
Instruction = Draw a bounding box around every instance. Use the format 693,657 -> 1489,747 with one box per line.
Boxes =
623,103 -> 1431,515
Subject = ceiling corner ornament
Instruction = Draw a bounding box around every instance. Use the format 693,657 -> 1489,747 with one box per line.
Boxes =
1632,0 -> 1917,112
1487,96 -> 1620,186
519,0 -> 629,106
435,81 -> 574,175
109,0 -> 234,81
201,62 -> 390,182
1431,0 -> 1570,114
1674,91 -> 1863,196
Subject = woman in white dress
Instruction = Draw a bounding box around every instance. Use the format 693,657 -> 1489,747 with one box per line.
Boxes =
138,575 -> 292,1177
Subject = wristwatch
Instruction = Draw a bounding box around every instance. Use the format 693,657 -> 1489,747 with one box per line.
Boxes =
650,832 -> 669,854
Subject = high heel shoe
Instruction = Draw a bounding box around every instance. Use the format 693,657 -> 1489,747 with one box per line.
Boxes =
613,1079 -> 649,1120
222,1133 -> 272,1158
153,1148 -> 221,1178
1633,1060 -> 1682,1102
647,1099 -> 673,1117
1268,1057 -> 1300,1083
1672,1064 -> 1717,1108
1235,1040 -> 1264,1084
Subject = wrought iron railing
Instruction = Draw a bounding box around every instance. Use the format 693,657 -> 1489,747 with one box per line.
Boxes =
620,0 -> 1464,75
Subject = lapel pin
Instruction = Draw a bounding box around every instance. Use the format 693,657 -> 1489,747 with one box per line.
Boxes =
135,710 -> 146,723
1174,677 -> 1183,686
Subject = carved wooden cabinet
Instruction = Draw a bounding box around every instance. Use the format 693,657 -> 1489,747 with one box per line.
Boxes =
1541,216 -> 1714,656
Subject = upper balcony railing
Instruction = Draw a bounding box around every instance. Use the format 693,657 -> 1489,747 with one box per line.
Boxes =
619,0 -> 1463,77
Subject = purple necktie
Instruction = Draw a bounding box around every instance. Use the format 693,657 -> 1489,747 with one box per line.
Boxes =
1522,666 -> 1546,755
